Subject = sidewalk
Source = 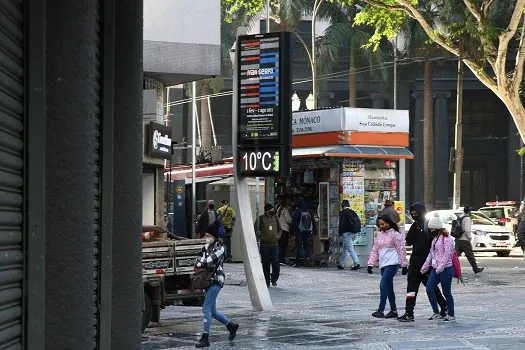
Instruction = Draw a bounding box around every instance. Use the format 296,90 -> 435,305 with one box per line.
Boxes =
142,259 -> 525,349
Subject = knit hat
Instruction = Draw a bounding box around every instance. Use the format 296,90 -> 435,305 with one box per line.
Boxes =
427,213 -> 444,230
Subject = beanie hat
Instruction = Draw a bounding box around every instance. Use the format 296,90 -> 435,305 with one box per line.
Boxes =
428,213 -> 444,230
206,221 -> 221,238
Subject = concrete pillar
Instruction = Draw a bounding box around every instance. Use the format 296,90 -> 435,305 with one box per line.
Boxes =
433,91 -> 451,208
411,91 -> 424,203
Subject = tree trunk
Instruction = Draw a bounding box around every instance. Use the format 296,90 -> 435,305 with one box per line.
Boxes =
500,89 -> 525,143
349,38 -> 357,107
423,60 -> 434,209
200,82 -> 212,154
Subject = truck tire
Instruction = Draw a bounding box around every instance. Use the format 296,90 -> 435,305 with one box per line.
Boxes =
151,304 -> 161,323
182,297 -> 204,307
142,293 -> 152,331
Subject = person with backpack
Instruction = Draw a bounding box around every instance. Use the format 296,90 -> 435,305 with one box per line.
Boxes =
292,198 -> 317,267
337,200 -> 361,270
276,198 -> 293,265
397,202 -> 447,322
197,200 -> 220,239
217,200 -> 236,263
420,213 -> 456,322
254,203 -> 282,286
453,206 -> 484,274
367,214 -> 408,319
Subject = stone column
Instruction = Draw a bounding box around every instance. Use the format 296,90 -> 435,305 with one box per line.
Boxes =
433,91 -> 451,208
411,91 -> 424,202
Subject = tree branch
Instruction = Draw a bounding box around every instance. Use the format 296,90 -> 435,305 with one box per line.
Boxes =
481,0 -> 494,18
512,19 -> 525,94
496,0 -> 525,87
462,0 -> 482,22
361,0 -> 405,11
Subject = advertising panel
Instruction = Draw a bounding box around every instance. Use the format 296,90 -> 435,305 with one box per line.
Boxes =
148,122 -> 172,159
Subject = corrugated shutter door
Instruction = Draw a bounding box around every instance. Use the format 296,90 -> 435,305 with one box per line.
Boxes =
0,0 -> 24,348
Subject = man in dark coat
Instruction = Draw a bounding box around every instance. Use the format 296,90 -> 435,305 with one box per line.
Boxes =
398,202 -> 448,322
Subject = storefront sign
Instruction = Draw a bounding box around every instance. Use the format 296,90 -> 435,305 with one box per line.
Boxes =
148,122 -> 172,159
237,32 -> 292,177
292,107 -> 409,135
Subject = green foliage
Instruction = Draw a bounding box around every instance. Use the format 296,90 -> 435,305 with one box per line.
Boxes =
517,147 -> 525,156
354,5 -> 406,50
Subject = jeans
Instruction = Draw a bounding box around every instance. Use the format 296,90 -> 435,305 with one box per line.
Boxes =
379,264 -> 399,312
202,283 -> 230,333
404,265 -> 447,317
426,266 -> 455,317
295,230 -> 313,263
260,244 -> 280,284
340,232 -> 360,266
278,230 -> 290,263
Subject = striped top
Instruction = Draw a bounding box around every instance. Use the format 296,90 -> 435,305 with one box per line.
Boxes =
195,242 -> 225,287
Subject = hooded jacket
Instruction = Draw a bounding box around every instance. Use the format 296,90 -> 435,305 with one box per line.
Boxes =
406,202 -> 435,267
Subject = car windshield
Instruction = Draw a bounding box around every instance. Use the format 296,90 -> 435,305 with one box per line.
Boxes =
480,208 -> 504,220
452,212 -> 496,225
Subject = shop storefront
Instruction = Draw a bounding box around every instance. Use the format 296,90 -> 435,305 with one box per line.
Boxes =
275,107 -> 413,265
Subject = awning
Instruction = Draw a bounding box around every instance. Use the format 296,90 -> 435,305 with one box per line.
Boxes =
292,145 -> 414,159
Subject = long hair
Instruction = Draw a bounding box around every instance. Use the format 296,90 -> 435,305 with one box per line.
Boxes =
377,214 -> 400,232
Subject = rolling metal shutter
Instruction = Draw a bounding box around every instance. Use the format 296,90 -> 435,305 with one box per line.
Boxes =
0,0 -> 24,348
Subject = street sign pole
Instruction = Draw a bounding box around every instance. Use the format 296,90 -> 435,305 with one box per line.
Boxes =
232,27 -> 272,311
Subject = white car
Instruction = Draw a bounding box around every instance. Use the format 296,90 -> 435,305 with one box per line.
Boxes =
426,210 -> 515,257
479,204 -> 519,236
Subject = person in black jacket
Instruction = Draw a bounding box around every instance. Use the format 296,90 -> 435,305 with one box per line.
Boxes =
517,218 -> 525,261
337,200 -> 361,270
397,202 -> 447,322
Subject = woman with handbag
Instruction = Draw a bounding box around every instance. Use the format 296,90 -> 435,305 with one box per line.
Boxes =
194,221 -> 239,348
421,213 -> 455,321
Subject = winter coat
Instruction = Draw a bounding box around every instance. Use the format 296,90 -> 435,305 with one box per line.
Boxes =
405,203 -> 434,267
195,241 -> 226,287
421,233 -> 454,274
367,228 -> 408,269
255,213 -> 281,245
517,219 -> 525,247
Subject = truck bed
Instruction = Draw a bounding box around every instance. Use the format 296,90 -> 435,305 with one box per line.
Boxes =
142,238 -> 206,276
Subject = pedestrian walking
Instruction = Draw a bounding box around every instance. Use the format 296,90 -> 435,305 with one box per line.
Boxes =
455,206 -> 484,274
292,198 -> 317,267
378,199 -> 401,224
337,200 -> 361,270
276,198 -> 292,265
398,203 -> 447,322
367,214 -> 408,319
217,199 -> 235,263
254,203 -> 282,286
194,221 -> 239,348
516,215 -> 525,262
196,200 -> 220,239
421,213 -> 456,322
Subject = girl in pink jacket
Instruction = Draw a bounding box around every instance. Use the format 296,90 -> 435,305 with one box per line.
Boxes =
367,214 -> 408,319
421,213 -> 455,321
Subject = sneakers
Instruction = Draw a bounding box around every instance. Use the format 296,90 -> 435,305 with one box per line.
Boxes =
475,267 -> 484,274
444,316 -> 456,322
397,314 -> 414,322
336,265 -> 345,270
428,313 -> 441,320
385,311 -> 398,319
350,264 -> 362,271
440,308 -> 448,318
271,281 -> 277,287
372,310 -> 385,318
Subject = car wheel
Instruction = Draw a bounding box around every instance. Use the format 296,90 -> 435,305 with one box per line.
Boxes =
496,251 -> 511,257
142,293 -> 152,331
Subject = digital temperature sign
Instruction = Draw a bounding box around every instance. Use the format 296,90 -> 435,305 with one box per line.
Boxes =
236,32 -> 292,177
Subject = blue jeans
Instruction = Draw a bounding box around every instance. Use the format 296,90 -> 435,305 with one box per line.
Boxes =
426,266 -> 454,316
379,264 -> 399,312
340,232 -> 360,266
202,283 -> 230,333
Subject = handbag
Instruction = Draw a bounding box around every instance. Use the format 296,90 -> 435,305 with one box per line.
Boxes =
191,267 -> 215,290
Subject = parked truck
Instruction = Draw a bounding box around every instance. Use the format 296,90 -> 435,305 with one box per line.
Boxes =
142,226 -> 206,331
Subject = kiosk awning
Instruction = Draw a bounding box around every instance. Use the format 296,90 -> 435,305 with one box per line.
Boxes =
292,145 -> 414,159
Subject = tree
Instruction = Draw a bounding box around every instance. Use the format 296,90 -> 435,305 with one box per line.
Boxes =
353,0 -> 525,142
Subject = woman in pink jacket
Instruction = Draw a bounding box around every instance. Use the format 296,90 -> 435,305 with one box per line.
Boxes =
421,213 -> 455,321
367,214 -> 408,319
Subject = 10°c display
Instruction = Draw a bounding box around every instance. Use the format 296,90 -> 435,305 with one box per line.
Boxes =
238,148 -> 280,176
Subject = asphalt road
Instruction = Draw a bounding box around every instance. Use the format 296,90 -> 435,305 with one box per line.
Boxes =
142,248 -> 525,350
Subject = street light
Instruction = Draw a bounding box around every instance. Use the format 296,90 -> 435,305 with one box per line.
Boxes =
306,92 -> 315,110
292,92 -> 301,112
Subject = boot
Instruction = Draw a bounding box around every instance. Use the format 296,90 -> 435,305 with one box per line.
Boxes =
226,322 -> 239,341
195,333 -> 210,348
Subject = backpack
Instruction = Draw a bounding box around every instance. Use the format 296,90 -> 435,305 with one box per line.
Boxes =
451,250 -> 462,279
450,216 -> 465,238
346,209 -> 362,233
298,211 -> 313,232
